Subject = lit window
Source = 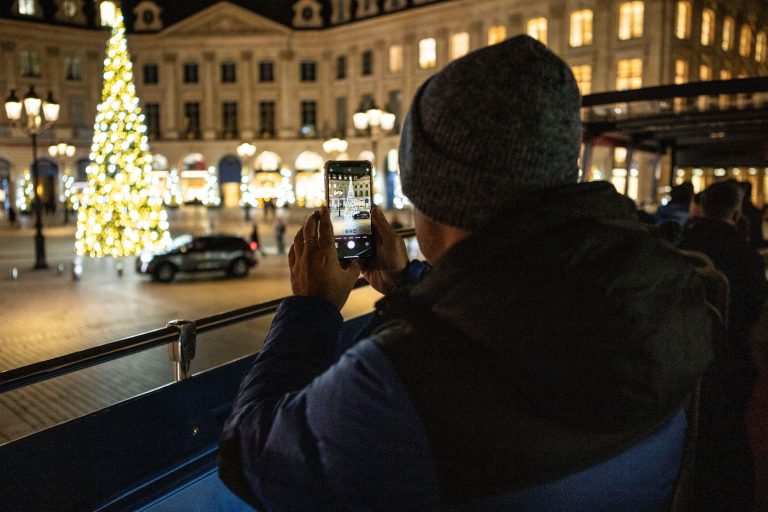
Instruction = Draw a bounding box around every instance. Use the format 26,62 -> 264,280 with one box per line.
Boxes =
756,32 -> 766,62
618,1 -> 644,40
527,18 -> 547,45
99,1 -> 117,27
418,38 -> 437,69
674,60 -> 688,84
450,32 -> 469,60
19,0 -> 35,15
722,17 -> 734,51
700,64 -> 712,81
570,10 -> 593,47
487,25 -> 507,45
616,58 -> 642,90
720,69 -> 731,80
571,65 -> 591,94
675,1 -> 691,39
740,25 -> 753,57
388,44 -> 403,73
701,8 -> 715,46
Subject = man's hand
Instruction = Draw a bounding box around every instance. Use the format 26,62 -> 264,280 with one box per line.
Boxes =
289,207 -> 361,310
361,206 -> 409,296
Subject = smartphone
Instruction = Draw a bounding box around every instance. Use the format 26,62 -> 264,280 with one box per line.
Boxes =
324,160 -> 375,260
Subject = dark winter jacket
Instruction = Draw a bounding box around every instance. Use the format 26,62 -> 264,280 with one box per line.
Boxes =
680,217 -> 767,363
219,181 -> 713,510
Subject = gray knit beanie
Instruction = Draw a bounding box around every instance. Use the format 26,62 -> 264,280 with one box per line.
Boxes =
399,35 -> 582,230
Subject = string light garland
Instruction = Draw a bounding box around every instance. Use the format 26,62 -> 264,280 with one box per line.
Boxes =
75,8 -> 170,257
16,172 -> 33,213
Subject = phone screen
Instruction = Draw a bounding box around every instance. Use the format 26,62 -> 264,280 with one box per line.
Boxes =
325,160 -> 374,260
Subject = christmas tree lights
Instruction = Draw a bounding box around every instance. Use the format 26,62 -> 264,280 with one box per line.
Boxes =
75,8 -> 170,257
16,172 -> 33,213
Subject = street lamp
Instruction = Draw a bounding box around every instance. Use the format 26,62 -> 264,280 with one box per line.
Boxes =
352,102 -> 395,171
322,136 -> 348,159
48,142 -> 76,224
5,86 -> 60,269
237,142 -> 257,221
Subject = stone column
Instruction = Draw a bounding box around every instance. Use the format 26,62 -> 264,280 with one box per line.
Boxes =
373,39 -> 386,103
1,41 -> 18,90
593,0 -> 612,92
45,46 -> 61,102
278,47 -> 296,138
320,49 -> 333,136
161,53 -> 178,139
469,21 -> 484,52
86,50 -> 101,130
345,45 -> 359,138
240,50 -> 254,140
436,29 -> 449,70
401,34 -> 416,117
202,51 -> 217,140
547,1 -> 566,56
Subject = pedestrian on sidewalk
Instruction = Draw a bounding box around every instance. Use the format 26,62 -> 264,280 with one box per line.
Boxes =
250,222 -> 265,256
274,217 -> 286,254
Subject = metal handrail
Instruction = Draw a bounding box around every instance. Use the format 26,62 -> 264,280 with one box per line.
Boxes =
581,76 -> 768,107
0,228 -> 417,395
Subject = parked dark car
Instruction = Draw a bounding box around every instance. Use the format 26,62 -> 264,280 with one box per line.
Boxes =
352,211 -> 371,219
136,234 -> 257,283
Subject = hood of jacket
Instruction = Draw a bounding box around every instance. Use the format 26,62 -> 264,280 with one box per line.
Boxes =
374,181 -> 713,500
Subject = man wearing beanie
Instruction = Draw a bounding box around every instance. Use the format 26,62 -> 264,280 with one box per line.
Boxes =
220,36 -> 713,510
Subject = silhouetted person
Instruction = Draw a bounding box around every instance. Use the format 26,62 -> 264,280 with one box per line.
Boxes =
250,223 -> 265,256
655,181 -> 693,226
739,181 -> 767,249
680,180 -> 768,510
274,217 -> 286,254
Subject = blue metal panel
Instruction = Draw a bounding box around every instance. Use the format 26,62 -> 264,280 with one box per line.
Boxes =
0,355 -> 257,511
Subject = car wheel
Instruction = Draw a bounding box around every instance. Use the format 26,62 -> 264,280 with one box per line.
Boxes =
153,262 -> 176,283
229,258 -> 250,278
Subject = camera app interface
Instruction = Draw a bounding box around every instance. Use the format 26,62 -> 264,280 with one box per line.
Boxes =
327,164 -> 373,259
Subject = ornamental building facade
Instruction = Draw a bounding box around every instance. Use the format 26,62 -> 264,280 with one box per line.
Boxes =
0,0 -> 766,211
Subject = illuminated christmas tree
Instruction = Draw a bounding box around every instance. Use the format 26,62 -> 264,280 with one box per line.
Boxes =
75,8 -> 170,257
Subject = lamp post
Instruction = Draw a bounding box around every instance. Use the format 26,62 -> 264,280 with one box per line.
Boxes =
237,142 -> 256,221
48,142 -> 76,224
352,102 -> 395,172
5,86 -> 60,269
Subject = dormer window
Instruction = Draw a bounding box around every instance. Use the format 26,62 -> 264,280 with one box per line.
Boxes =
133,1 -> 163,32
56,0 -> 85,24
19,0 -> 36,15
98,0 -> 117,27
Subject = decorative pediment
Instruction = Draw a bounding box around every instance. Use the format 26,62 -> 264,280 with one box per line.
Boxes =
161,1 -> 292,37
